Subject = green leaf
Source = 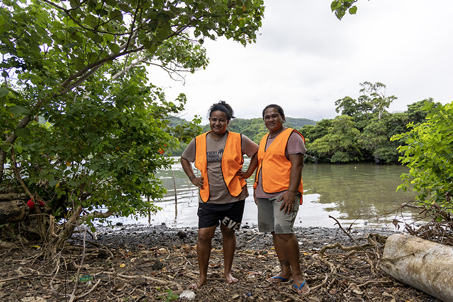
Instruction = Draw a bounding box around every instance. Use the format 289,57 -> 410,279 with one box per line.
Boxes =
0,144 -> 12,152
0,88 -> 9,97
14,127 -> 31,137
63,42 -> 78,49
109,9 -> 123,22
331,1 -> 341,11
108,43 -> 121,54
9,105 -> 31,115
155,22 -> 172,42
349,6 -> 357,15
49,180 -> 59,187
68,180 -> 79,186
69,0 -> 79,9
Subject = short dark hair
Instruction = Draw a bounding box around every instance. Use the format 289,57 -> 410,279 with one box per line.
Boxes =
262,104 -> 285,119
208,101 -> 235,121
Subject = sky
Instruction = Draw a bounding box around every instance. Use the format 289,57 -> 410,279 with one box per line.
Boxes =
148,0 -> 453,124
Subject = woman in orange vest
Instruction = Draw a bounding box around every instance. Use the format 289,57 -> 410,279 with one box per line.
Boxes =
251,104 -> 310,295
180,101 -> 258,289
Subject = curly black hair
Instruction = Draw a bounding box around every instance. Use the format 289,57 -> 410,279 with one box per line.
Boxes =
208,101 -> 236,121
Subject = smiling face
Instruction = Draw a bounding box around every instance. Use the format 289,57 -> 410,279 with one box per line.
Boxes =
209,110 -> 229,138
263,107 -> 285,134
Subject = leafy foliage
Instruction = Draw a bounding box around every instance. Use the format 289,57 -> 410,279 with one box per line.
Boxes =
331,0 -> 358,20
199,117 -> 316,144
309,115 -> 362,163
304,82 -> 429,164
392,102 -> 453,215
0,0 -> 265,246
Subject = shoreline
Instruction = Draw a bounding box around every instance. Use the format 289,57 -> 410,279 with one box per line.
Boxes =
83,223 -> 400,252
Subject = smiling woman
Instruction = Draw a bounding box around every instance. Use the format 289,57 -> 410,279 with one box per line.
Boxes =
179,101 -> 259,289
249,104 -> 309,295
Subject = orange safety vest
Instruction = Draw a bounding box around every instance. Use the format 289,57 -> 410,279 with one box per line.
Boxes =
254,128 -> 304,204
194,131 -> 246,202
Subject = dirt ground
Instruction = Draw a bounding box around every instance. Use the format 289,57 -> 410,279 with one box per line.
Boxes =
0,224 -> 443,302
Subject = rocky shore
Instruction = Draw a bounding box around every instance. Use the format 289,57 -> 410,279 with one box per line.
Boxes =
87,222 -> 399,252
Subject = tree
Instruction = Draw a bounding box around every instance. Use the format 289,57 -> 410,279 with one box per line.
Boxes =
1,0 -> 264,178
359,81 -> 396,120
310,115 -> 361,163
357,114 -> 408,164
392,102 -> 453,217
335,96 -> 359,117
300,119 -> 332,143
0,0 -> 265,252
406,98 -> 441,125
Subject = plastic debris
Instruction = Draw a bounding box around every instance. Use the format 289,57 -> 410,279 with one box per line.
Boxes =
179,290 -> 196,300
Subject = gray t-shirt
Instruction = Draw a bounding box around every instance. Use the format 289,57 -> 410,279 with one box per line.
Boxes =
255,129 -> 306,199
182,131 -> 259,204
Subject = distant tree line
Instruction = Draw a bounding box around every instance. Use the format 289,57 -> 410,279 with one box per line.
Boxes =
168,116 -> 317,156
169,82 -> 440,164
301,82 -> 440,164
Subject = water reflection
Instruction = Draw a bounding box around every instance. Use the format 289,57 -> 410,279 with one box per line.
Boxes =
303,163 -> 418,226
108,159 -> 419,230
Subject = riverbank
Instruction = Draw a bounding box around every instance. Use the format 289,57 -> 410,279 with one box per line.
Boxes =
1,224 -> 441,302
90,223 -> 399,252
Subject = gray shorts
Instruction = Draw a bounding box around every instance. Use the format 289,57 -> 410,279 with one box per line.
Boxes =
257,193 -> 300,234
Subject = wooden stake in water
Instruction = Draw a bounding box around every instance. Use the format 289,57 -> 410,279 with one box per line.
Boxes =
172,169 -> 178,218
148,195 -> 151,224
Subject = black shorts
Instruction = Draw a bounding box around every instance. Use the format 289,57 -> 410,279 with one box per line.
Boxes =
197,200 -> 245,231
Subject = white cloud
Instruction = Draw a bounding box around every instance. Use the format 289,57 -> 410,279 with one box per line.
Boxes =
148,0 -> 453,123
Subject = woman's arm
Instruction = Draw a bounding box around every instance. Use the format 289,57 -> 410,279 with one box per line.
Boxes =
239,152 -> 258,179
180,157 -> 204,188
278,153 -> 304,214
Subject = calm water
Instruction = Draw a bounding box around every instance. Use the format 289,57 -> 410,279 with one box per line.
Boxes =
108,158 -> 420,230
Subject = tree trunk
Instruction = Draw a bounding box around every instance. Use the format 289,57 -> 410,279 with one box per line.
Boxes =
381,234 -> 453,302
0,199 -> 29,224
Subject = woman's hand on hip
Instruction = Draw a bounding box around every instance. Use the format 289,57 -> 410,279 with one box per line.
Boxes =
279,191 -> 296,214
191,177 -> 204,188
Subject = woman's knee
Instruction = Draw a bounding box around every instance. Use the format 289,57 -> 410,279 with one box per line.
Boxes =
198,227 -> 215,243
273,233 -> 294,243
220,224 -> 236,239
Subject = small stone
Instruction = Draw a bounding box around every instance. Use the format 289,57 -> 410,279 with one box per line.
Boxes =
151,261 -> 163,270
177,230 -> 187,239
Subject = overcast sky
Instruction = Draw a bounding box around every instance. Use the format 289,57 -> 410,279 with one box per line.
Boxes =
149,0 -> 453,123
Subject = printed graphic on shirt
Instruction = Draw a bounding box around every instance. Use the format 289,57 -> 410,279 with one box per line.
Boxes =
207,148 -> 224,163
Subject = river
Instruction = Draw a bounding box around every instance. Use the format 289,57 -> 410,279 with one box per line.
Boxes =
106,157 -> 420,230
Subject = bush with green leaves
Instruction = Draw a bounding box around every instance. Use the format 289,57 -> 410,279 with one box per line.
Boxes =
0,0 -> 265,251
392,102 -> 453,217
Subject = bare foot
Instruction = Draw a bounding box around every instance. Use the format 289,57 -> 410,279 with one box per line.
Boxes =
188,278 -> 206,290
225,272 -> 238,284
293,280 -> 310,295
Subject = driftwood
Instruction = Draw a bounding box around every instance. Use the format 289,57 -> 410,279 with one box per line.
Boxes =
381,234 -> 453,302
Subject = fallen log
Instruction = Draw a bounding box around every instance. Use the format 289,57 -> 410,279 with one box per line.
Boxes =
381,234 -> 453,302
